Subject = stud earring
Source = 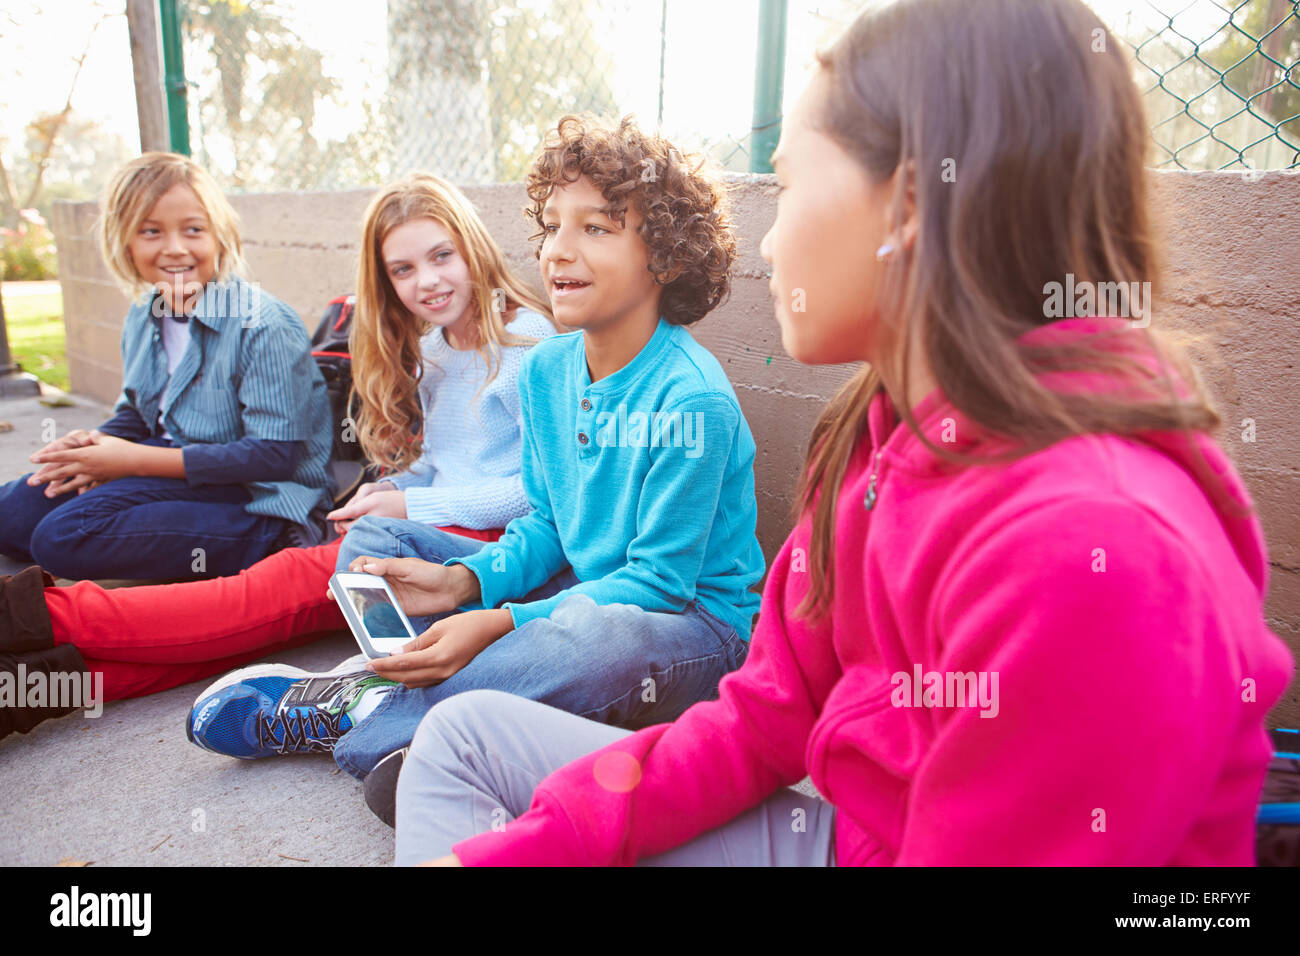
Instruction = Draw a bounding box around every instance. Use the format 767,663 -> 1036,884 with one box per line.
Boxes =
875,243 -> 895,262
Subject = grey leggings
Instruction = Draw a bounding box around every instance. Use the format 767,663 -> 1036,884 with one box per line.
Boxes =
395,689 -> 838,866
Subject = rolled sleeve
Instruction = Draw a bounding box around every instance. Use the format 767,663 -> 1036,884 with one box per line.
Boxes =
98,404 -> 153,442
183,438 -> 303,486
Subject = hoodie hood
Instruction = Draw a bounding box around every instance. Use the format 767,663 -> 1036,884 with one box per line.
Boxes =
873,316 -> 1269,602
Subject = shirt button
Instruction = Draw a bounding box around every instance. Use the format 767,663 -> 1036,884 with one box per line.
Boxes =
577,432 -> 589,445
581,398 -> 591,411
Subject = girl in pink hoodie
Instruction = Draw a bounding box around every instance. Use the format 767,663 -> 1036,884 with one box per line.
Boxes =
392,0 -> 1295,866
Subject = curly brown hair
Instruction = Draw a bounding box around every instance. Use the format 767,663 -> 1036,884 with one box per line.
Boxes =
524,114 -> 736,326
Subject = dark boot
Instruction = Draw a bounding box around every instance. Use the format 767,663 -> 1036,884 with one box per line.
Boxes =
363,747 -> 408,828
0,566 -> 90,741
0,643 -> 90,739
0,565 -> 58,653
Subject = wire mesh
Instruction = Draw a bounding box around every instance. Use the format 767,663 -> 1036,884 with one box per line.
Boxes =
178,0 -> 1300,194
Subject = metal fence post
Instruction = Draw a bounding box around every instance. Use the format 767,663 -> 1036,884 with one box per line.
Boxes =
159,0 -> 191,156
749,0 -> 788,173
0,282 -> 42,397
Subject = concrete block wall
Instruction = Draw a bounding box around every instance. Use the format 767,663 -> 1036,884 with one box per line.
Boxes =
50,170 -> 1300,726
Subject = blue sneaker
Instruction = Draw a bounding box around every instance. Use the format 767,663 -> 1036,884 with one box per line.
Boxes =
187,656 -> 396,759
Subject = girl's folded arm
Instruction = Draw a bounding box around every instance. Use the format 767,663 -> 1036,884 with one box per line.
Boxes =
447,385 -> 565,606
451,531 -> 842,866
896,497 -> 1239,865
404,474 -> 528,531
383,465 -> 430,492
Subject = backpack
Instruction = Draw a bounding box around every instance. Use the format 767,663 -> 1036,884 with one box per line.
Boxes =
310,294 -> 362,463
1257,727 -> 1300,866
309,294 -> 373,508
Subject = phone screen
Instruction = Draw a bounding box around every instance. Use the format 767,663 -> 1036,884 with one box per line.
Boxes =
338,581 -> 412,654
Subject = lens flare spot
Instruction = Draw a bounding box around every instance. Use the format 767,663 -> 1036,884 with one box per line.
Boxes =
592,751 -> 642,793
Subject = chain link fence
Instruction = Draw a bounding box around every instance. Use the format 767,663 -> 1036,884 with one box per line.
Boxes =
178,0 -> 1299,194
181,0 -> 761,192
1114,0 -> 1299,169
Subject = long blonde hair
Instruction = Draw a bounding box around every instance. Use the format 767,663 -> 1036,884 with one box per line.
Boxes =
98,152 -> 246,296
795,0 -> 1222,621
352,173 -> 554,471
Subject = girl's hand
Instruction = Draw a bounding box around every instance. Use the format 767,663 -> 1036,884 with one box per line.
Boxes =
351,479 -> 398,504
368,609 -> 514,688
345,555 -> 480,617
417,855 -> 464,867
327,488 -> 406,535
29,433 -> 142,496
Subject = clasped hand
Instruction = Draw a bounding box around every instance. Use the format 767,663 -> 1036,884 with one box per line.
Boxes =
28,430 -> 140,497
326,480 -> 406,535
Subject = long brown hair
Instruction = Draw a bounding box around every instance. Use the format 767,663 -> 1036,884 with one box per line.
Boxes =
795,0 -> 1221,620
352,173 -> 554,471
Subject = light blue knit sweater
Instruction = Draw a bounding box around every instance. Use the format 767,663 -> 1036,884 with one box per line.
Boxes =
385,308 -> 554,530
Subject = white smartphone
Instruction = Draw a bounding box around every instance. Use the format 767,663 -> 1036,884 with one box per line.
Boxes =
328,571 -> 420,659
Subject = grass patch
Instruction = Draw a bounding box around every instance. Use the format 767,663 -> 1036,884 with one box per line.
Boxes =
3,289 -> 67,391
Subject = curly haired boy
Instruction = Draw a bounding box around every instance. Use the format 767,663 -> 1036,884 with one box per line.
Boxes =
186,115 -> 766,827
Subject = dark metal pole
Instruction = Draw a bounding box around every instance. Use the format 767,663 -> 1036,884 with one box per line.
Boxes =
749,0 -> 788,173
159,0 -> 191,155
0,280 -> 42,397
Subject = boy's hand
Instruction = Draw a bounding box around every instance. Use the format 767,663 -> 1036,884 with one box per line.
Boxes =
418,855 -> 464,867
368,608 -> 513,687
28,429 -> 99,495
346,555 -> 481,617
29,432 -> 142,496
29,428 -> 96,465
326,487 -> 406,535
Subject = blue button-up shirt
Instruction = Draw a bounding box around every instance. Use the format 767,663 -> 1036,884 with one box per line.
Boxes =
113,276 -> 333,528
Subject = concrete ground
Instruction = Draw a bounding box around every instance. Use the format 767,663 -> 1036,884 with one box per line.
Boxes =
0,386 -> 394,866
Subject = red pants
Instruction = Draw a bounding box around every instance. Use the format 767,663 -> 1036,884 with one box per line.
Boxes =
47,526 -> 502,701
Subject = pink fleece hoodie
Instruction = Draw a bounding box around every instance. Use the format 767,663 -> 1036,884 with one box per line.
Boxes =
453,320 -> 1294,866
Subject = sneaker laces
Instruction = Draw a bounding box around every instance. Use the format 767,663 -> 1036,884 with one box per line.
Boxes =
257,707 -> 346,755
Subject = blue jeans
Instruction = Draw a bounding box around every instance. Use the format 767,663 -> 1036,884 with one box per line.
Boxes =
333,516 -> 750,779
0,449 -> 286,580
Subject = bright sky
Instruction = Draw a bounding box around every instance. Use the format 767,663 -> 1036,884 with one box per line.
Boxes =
0,1 -> 1241,176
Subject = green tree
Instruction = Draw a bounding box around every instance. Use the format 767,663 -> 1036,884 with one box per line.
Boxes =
184,0 -> 341,189
485,0 -> 619,182
0,12 -> 113,229
386,0 -> 497,183
25,113 -> 132,221
385,0 -> 619,185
